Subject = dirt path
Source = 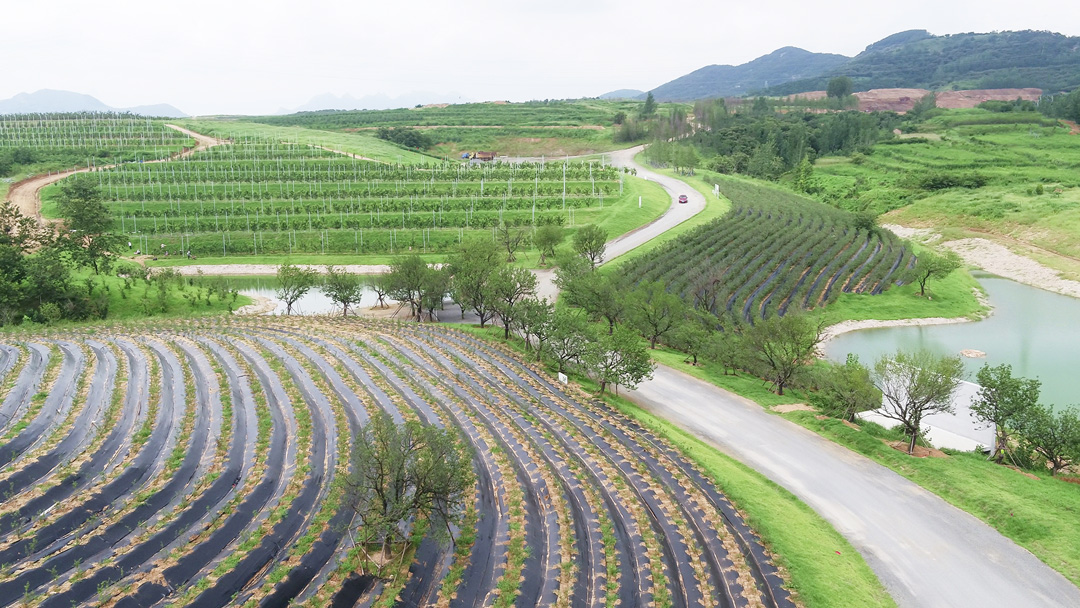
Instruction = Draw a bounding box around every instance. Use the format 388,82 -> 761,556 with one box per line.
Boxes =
5,124 -> 226,224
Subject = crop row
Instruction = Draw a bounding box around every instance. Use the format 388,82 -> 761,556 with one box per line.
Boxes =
622,185 -> 914,322
0,318 -> 793,607
0,113 -> 189,152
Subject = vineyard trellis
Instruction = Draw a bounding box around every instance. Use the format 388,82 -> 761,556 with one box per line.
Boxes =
60,136 -> 628,256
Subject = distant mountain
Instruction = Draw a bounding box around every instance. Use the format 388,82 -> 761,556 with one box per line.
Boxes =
283,91 -> 472,113
762,30 -> 1080,96
0,89 -> 187,117
599,89 -> 645,100
646,47 -> 850,101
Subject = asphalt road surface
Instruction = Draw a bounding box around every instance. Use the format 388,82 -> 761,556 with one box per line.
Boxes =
605,146 -> 707,262
628,365 -> 1080,608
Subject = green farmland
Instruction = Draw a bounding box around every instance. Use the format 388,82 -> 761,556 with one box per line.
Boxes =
42,134 -> 651,259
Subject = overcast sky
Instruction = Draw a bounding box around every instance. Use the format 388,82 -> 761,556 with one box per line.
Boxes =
4,0 -> 1078,116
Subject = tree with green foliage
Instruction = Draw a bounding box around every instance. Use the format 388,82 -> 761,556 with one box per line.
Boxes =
811,354 -> 881,422
583,326 -> 655,395
907,250 -> 962,297
343,411 -> 472,573
751,97 -> 772,115
746,141 -> 785,180
448,239 -> 503,326
908,93 -> 938,118
321,265 -> 364,317
613,111 -> 627,125
707,326 -> 748,376
744,313 -> 825,395
385,255 -> 431,320
573,224 -> 607,268
368,274 -> 391,309
555,255 -> 627,334
420,266 -> 451,321
673,145 -> 700,176
791,157 -> 817,194
827,76 -> 853,106
490,265 -> 538,339
669,311 -> 713,365
56,174 -> 117,274
971,364 -> 1042,464
627,281 -> 686,349
1015,405 -> 1080,476
852,211 -> 877,234
547,308 -> 591,373
533,224 -> 565,266
872,350 -> 965,454
641,92 -> 657,118
275,263 -> 318,315
515,297 -> 554,357
497,222 -> 531,263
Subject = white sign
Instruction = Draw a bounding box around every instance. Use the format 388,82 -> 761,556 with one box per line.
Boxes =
557,372 -> 568,385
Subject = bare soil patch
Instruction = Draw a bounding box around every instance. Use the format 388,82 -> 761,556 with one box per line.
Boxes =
773,403 -> 816,414
788,88 -> 1042,113
885,440 -> 948,458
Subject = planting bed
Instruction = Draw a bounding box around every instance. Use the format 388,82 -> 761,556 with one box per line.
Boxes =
0,319 -> 793,607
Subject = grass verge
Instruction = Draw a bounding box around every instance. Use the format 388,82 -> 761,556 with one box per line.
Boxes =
781,411 -> 1080,587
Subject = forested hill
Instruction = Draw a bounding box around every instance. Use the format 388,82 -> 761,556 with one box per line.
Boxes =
762,30 -> 1080,96
642,47 -> 850,101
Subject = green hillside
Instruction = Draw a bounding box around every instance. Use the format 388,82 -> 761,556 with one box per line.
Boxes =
763,30 -> 1080,95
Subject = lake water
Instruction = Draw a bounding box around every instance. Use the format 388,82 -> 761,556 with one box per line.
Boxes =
207,275 -> 378,316
824,272 -> 1080,409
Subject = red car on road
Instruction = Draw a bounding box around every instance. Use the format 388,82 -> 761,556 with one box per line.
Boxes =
678,194 -> 688,204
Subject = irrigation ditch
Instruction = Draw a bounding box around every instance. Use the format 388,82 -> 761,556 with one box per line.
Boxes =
0,318 -> 794,607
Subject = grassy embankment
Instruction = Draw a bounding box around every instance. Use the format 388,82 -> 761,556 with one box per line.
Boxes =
452,323 -> 894,608
814,108 -> 1080,280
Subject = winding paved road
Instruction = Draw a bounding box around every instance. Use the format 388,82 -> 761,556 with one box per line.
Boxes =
628,366 -> 1080,608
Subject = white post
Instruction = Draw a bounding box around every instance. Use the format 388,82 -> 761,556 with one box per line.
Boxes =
639,196 -> 642,208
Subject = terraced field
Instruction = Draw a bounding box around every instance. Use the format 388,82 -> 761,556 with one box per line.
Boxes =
0,319 -> 793,608
46,137 -> 628,257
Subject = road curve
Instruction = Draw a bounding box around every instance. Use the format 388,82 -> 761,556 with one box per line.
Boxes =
604,146 -> 707,262
627,365 -> 1080,608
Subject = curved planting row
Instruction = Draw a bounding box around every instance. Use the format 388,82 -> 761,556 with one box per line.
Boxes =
0,318 -> 793,608
621,177 -> 914,322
